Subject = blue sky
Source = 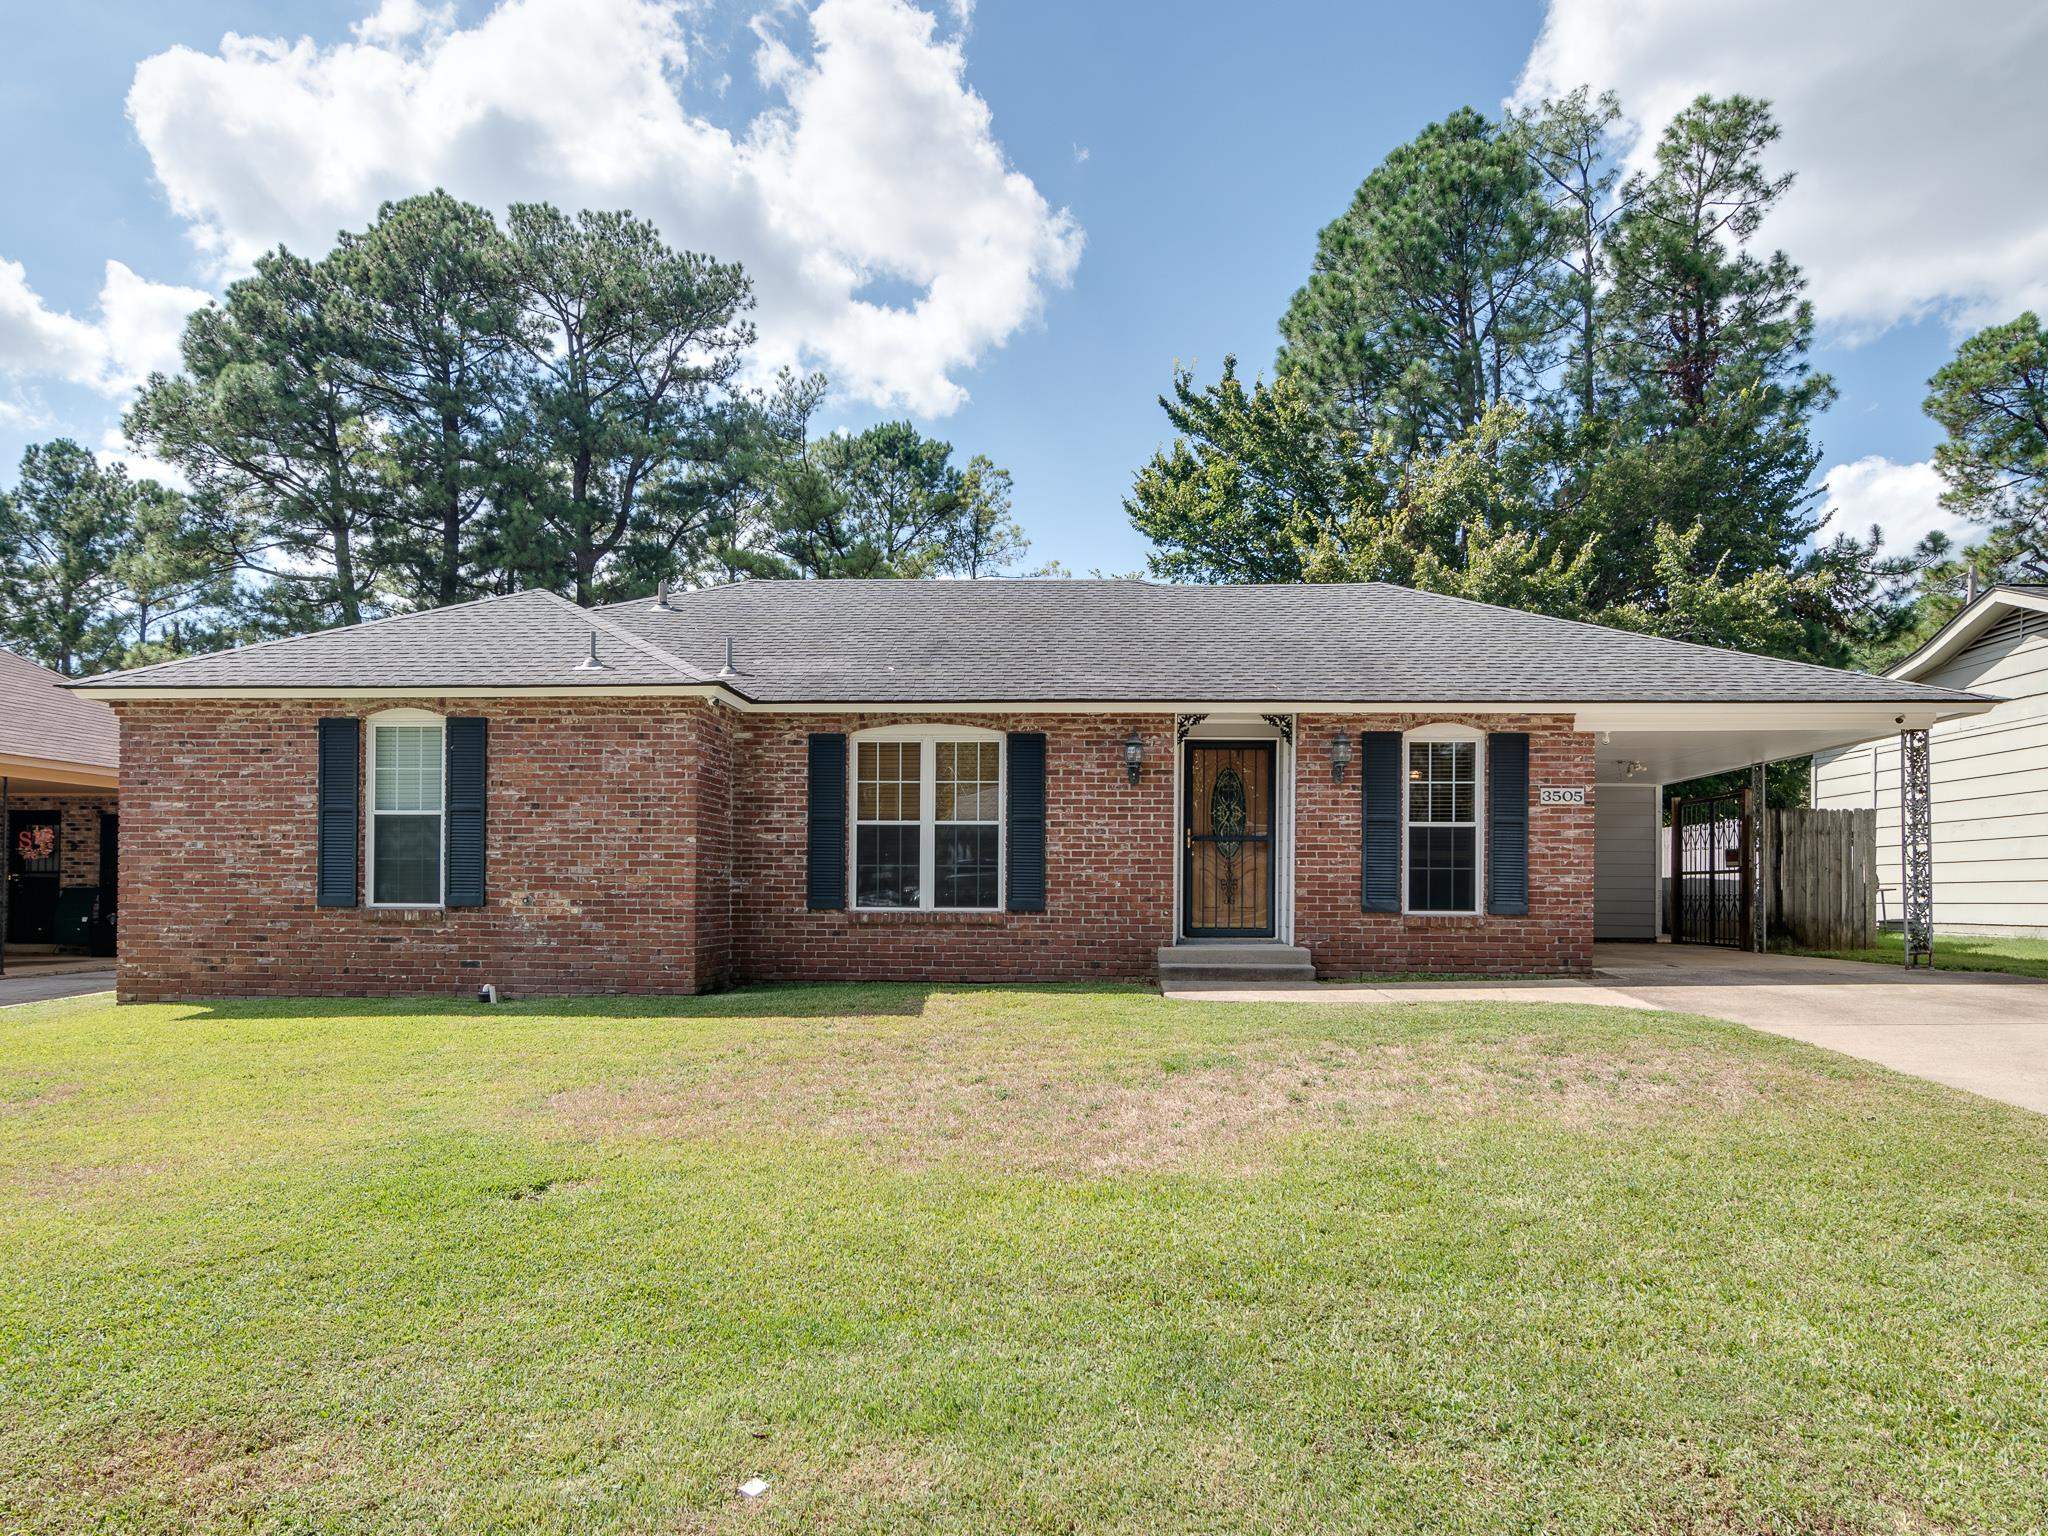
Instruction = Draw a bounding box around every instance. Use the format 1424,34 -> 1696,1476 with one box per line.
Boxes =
2,0 -> 2041,577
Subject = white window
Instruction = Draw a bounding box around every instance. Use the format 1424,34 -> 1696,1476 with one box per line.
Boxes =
1405,724 -> 1484,914
367,711 -> 444,907
852,728 -> 1003,911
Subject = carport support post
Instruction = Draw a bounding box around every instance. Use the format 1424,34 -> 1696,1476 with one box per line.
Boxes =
1900,727 -> 1934,969
1749,762 -> 1768,953
0,774 -> 8,978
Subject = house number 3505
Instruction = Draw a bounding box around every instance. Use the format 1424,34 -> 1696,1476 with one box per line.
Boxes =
1538,787 -> 1588,806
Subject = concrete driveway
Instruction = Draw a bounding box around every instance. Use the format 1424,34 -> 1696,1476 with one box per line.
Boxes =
0,959 -> 115,1009
1585,944 -> 2048,1114
1168,944 -> 2048,1115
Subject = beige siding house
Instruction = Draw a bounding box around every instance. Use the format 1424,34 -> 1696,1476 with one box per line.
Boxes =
1811,585 -> 2048,937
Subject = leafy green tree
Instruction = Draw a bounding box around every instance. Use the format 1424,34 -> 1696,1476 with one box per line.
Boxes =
128,248 -> 389,627
1127,359 -> 1382,583
0,441 -> 130,674
505,203 -> 755,604
327,191 -> 527,609
110,478 -> 239,663
742,384 -> 1019,580
946,457 -> 1031,577
1924,313 -> 2048,578
1279,107 -> 1561,456
1599,520 -> 1822,657
0,442 -> 228,674
1296,405 -> 1595,618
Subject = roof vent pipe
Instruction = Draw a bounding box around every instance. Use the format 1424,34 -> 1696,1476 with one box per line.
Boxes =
577,631 -> 607,671
718,637 -> 737,678
653,578 -> 671,610
1965,565 -> 1979,606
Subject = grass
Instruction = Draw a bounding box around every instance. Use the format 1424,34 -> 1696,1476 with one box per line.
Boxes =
4,985 -> 2048,1534
1779,930 -> 2048,979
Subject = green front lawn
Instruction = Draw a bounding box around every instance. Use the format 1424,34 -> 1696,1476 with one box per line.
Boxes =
4,986 -> 2047,1534
1780,930 -> 2048,979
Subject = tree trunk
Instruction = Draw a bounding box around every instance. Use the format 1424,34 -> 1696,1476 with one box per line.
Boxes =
333,520 -> 361,627
439,409 -> 462,606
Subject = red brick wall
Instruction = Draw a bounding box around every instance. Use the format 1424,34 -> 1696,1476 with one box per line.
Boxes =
1293,712 -> 1594,975
726,712 -> 1177,983
110,697 -> 732,1001
108,698 -> 1595,998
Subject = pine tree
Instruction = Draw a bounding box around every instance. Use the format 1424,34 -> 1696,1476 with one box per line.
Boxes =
128,247 -> 391,627
505,203 -> 755,604
1576,95 -> 1836,610
327,191 -> 527,609
1924,312 -> 2048,578
1278,107 -> 1562,456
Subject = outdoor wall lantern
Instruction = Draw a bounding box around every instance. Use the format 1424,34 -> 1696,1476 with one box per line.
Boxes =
1124,729 -> 1145,785
1330,732 -> 1353,783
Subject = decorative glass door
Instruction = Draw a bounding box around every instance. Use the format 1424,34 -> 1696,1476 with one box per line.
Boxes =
6,811 -> 62,944
1182,742 -> 1276,938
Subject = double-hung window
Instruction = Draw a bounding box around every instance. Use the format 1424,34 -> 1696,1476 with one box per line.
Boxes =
1406,728 -> 1482,913
853,731 -> 1003,911
368,713 -> 444,907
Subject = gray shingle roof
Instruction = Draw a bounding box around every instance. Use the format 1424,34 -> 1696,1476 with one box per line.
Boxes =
599,580 -> 1987,705
76,589 -> 708,692
77,579 -> 1986,707
0,646 -> 119,768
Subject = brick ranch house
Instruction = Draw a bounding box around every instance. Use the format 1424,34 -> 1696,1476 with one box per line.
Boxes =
73,581 -> 1990,1001
2,645 -> 120,966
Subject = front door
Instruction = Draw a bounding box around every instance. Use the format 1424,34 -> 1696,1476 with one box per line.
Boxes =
7,811 -> 62,944
1183,742 -> 1276,938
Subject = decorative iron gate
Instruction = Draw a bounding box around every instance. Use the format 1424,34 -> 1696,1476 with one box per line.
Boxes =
1670,789 -> 1751,948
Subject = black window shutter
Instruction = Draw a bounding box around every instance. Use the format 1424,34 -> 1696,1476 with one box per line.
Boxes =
806,733 -> 847,911
316,717 -> 360,908
1488,731 -> 1530,916
1006,732 -> 1047,912
444,717 -> 487,909
1360,730 -> 1401,913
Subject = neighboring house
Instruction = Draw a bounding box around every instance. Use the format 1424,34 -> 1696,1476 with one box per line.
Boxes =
73,581 -> 1988,1000
1,646 -> 121,960
1812,584 -> 2048,937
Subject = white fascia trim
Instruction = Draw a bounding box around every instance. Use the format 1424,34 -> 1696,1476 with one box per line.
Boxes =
0,753 -> 120,789
1572,701 -> 1991,733
73,690 -> 1994,732
1887,588 -> 2048,680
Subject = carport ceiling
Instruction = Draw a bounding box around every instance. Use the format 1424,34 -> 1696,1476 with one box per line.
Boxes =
1575,702 -> 1983,786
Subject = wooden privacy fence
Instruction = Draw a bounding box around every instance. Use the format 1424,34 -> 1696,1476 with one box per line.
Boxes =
1767,808 -> 1877,950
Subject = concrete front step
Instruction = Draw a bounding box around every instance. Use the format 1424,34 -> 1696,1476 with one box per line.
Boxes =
1157,943 -> 1317,988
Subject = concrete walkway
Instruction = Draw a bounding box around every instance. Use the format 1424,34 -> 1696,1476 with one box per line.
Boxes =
1168,943 -> 2048,1115
0,959 -> 116,1009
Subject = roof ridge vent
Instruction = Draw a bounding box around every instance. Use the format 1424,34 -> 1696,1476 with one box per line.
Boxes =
576,631 -> 607,671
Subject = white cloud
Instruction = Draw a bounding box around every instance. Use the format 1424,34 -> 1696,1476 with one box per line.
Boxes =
0,257 -> 208,397
1516,0 -> 2048,337
123,0 -> 1081,415
352,0 -> 454,46
1819,456 -> 1971,554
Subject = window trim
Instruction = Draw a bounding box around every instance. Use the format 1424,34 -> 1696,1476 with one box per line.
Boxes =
848,724 -> 1006,913
364,707 -> 447,910
1402,722 -> 1485,916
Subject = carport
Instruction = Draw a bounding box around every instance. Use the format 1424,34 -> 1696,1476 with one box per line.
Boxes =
0,646 -> 120,978
1583,702 -> 1983,961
